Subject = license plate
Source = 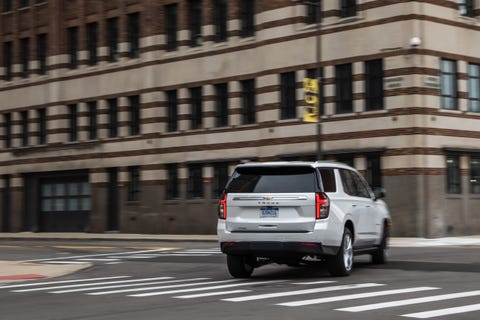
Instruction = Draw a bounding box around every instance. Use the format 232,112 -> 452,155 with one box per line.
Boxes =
260,207 -> 279,218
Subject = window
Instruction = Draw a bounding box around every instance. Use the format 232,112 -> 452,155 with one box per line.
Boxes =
319,168 -> 336,192
440,59 -> 457,110
340,0 -> 357,18
20,38 -> 29,78
3,0 -> 12,12
307,67 -> 324,115
306,0 -> 322,24
67,27 -> 78,69
128,166 -> 140,202
340,169 -> 370,198
188,0 -> 202,47
365,59 -> 384,111
214,0 -> 227,42
128,12 -> 140,58
21,111 -> 28,146
3,113 -> 11,148
68,104 -> 77,142
446,155 -> 461,194
107,17 -> 118,62
3,41 -> 13,81
468,63 -> 480,112
166,164 -> 179,200
86,22 -> 98,66
190,87 -> 202,130
108,98 -> 118,138
19,0 -> 29,8
40,180 -> 91,213
165,4 -> 178,51
215,83 -> 228,127
167,90 -> 178,132
241,79 -> 256,124
38,108 -> 46,145
240,0 -> 255,37
188,164 -> 203,198
460,0 -> 475,17
129,95 -> 140,135
214,163 -> 229,197
366,155 -> 382,189
87,101 -> 97,140
37,34 -> 47,75
226,166 -> 316,193
335,63 -> 353,114
471,156 -> 480,194
280,71 -> 297,119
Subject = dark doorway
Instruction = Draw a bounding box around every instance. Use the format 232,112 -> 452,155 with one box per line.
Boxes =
2,175 -> 11,232
107,167 -> 119,231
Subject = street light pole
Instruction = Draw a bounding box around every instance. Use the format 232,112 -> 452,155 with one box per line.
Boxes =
292,0 -> 323,160
314,0 -> 322,161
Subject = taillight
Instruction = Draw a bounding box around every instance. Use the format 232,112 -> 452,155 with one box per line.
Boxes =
316,192 -> 330,219
218,194 -> 227,219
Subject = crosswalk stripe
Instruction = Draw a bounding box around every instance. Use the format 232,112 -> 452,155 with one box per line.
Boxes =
292,281 -> 337,285
38,261 -> 90,264
77,258 -> 121,262
402,303 -> 480,319
337,290 -> 480,312
87,279 -> 242,296
50,278 -> 210,294
12,277 -> 174,293
22,249 -> 172,263
174,289 -> 251,299
129,280 -> 286,298
223,283 -> 385,302
278,287 -> 440,307
0,276 -> 130,289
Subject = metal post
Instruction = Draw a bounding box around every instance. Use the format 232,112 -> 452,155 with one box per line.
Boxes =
315,0 -> 322,161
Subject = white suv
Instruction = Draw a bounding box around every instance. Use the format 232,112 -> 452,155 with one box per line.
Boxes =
217,161 -> 391,278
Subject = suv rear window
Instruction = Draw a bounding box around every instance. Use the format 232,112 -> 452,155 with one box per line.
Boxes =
226,166 -> 317,193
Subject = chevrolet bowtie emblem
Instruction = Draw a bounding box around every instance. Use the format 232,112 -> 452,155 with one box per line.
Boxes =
264,196 -> 272,200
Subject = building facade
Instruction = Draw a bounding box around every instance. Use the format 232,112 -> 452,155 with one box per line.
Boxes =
0,0 -> 479,237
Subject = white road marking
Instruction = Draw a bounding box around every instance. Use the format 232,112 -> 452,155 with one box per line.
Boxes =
129,280 -> 286,298
402,303 -> 480,318
38,261 -> 90,264
88,279 -> 242,296
51,278 -> 210,294
223,283 -> 385,302
279,287 -> 440,307
13,277 -> 174,293
292,281 -> 337,285
22,249 -> 173,263
0,276 -> 130,289
174,289 -> 251,299
77,258 -> 121,262
337,290 -> 480,312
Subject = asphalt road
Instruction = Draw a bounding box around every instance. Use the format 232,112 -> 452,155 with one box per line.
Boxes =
1,239 -> 479,320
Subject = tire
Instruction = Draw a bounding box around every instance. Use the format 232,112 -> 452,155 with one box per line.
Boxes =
371,225 -> 389,264
327,228 -> 353,277
227,255 -> 254,278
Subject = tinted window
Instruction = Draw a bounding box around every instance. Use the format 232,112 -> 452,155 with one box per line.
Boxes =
340,169 -> 370,198
226,166 -> 317,193
319,168 -> 336,192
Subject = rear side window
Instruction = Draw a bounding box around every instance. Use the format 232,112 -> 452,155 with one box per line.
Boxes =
226,166 -> 317,193
319,168 -> 336,192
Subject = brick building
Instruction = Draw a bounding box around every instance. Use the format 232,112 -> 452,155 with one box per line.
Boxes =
0,0 -> 479,237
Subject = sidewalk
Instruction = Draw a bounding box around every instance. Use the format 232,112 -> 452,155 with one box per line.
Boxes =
1,232 -> 480,284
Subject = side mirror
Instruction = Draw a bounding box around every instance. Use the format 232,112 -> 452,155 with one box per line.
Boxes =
373,187 -> 386,200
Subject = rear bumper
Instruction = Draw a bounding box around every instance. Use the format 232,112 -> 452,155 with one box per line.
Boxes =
220,241 -> 338,257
